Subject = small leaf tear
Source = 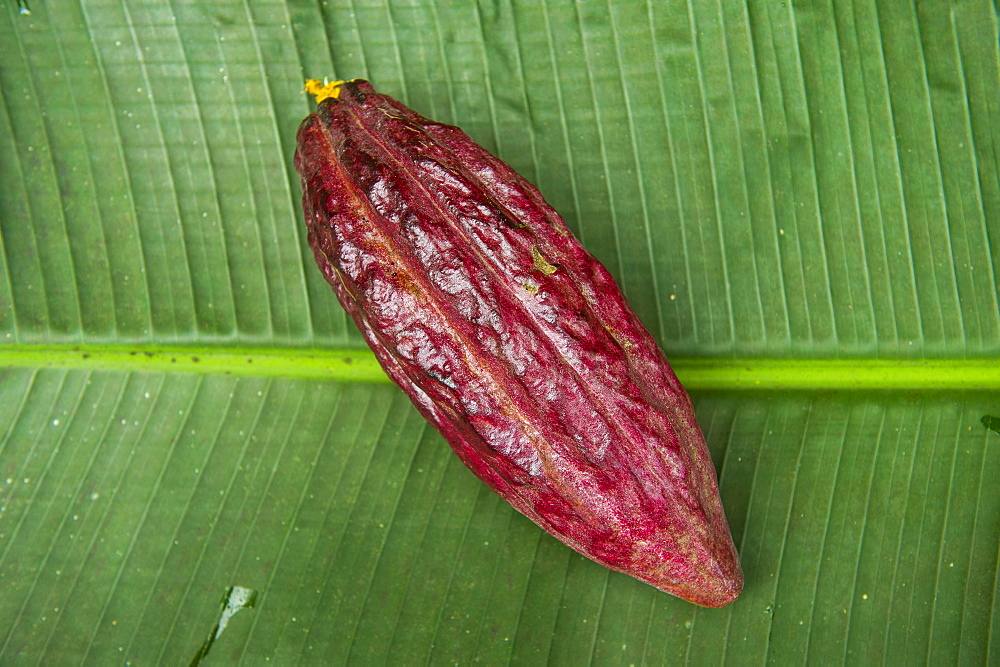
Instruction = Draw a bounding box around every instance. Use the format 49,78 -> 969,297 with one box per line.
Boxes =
189,586 -> 258,666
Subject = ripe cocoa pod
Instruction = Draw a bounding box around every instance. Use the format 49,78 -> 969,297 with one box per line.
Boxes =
295,79 -> 743,607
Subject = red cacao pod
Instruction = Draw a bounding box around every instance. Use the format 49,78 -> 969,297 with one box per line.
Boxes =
295,79 -> 742,607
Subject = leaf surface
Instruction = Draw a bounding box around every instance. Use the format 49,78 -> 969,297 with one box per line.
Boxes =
0,1 -> 997,663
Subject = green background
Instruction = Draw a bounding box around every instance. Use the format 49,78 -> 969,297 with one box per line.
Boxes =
1,0 -> 997,663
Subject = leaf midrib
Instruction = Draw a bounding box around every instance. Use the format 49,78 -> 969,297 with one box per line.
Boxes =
1,345 -> 996,390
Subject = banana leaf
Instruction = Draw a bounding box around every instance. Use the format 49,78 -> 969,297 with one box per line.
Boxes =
1,1 -> 997,663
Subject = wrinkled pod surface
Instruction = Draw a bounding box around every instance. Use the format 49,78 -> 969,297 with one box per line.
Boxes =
295,79 -> 742,607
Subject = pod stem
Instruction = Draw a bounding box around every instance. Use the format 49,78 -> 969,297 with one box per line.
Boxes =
304,78 -> 347,103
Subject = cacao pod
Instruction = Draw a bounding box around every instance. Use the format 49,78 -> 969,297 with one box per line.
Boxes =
295,79 -> 743,607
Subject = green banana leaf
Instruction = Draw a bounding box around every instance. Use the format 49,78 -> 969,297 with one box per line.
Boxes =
1,1 -> 997,663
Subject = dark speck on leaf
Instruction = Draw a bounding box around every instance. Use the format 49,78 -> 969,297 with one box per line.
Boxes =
192,356 -> 200,363
982,415 -> 1000,435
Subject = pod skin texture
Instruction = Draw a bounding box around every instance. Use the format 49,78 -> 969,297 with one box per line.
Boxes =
295,79 -> 743,607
